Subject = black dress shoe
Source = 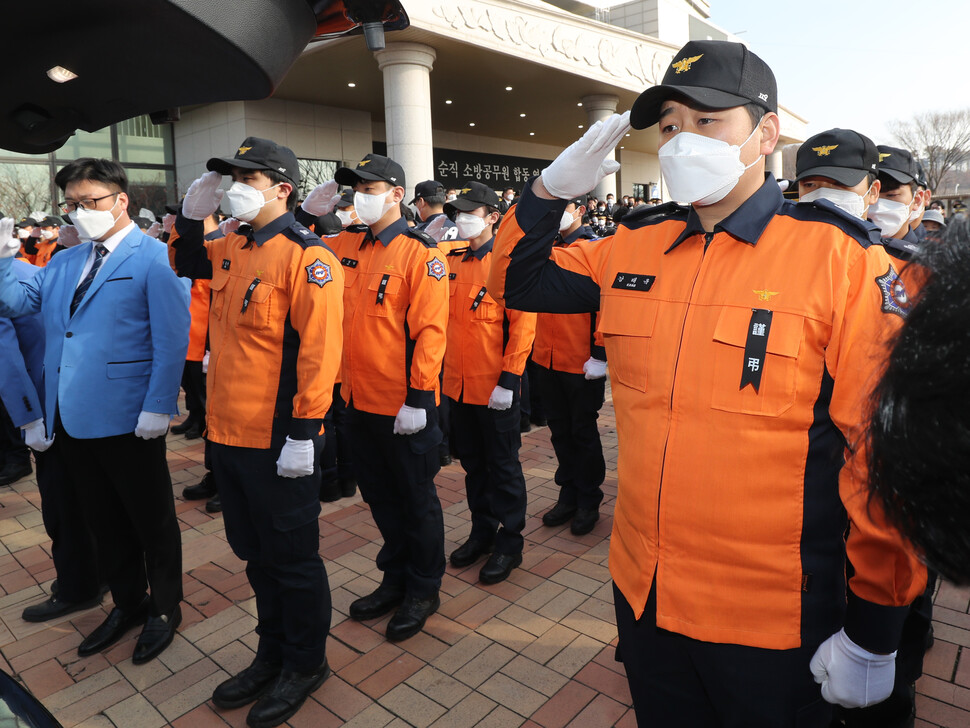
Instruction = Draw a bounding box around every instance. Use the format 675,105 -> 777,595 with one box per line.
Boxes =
542,502 -> 577,527
479,552 -> 522,585
170,417 -> 198,435
246,660 -> 331,728
349,584 -> 405,621
22,592 -> 103,622
132,606 -> 181,664
339,478 -> 357,498
386,594 -> 440,642
183,423 -> 203,440
0,461 -> 31,486
213,657 -> 282,709
319,479 -> 341,503
519,415 -> 532,433
205,494 -> 222,513
570,508 -> 600,536
182,472 -> 216,500
439,453 -> 453,467
449,538 -> 492,568
78,597 -> 150,657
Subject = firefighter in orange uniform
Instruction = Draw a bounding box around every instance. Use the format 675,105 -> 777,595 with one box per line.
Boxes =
174,137 -> 342,728
30,216 -> 64,267
441,182 -> 536,584
487,40 -> 927,727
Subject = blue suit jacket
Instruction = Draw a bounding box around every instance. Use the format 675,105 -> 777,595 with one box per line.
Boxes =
0,226 -> 190,439
0,260 -> 45,428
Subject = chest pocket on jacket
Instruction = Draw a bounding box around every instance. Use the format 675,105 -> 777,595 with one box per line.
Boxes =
471,287 -> 499,323
237,281 -> 276,331
597,294 -> 658,393
710,306 -> 803,417
367,273 -> 404,317
208,269 -> 230,321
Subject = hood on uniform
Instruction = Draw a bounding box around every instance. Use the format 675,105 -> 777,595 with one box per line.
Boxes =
631,40 -> 777,130
444,181 -> 501,214
795,128 -> 879,188
876,146 -> 918,185
334,153 -> 406,190
207,136 -> 301,187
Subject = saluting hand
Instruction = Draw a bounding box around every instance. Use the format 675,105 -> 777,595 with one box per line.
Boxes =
422,215 -> 450,243
540,111 -> 631,200
182,171 -> 225,221
0,218 -> 18,258
301,180 -> 342,217
58,225 -> 83,248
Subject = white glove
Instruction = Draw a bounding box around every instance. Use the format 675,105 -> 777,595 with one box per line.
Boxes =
145,222 -> 161,239
810,629 -> 896,709
422,215 -> 450,243
276,436 -> 315,478
583,357 -> 607,380
0,218 -> 18,258
29,227 -> 41,239
162,213 -> 176,234
22,419 -> 54,453
219,217 -> 241,237
300,180 -> 341,217
182,171 -> 225,221
488,385 -> 514,411
201,350 -> 210,374
540,111 -> 631,200
58,224 -> 83,248
134,411 -> 171,439
393,404 -> 427,435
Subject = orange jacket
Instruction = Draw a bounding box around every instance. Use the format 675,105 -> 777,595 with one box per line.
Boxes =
32,240 -> 60,267
489,180 -> 926,653
442,240 -> 536,405
325,218 -> 448,416
186,279 -> 210,361
173,212 -> 343,449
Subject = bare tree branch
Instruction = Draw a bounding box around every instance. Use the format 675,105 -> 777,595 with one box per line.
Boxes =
889,110 -> 970,192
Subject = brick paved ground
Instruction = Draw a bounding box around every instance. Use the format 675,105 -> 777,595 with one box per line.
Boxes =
0,392 -> 966,727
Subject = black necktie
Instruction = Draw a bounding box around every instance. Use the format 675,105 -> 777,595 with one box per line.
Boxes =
70,244 -> 107,316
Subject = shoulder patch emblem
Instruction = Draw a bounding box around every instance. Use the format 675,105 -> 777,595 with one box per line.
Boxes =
875,266 -> 910,318
427,257 -> 447,281
305,259 -> 333,288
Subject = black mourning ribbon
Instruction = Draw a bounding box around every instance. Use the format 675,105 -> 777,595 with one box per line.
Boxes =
739,308 -> 773,393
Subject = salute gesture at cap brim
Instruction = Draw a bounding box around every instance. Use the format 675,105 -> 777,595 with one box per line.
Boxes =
540,111 -> 631,200
182,170 -> 225,221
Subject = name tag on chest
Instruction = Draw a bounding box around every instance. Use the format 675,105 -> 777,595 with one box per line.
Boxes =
611,272 -> 655,292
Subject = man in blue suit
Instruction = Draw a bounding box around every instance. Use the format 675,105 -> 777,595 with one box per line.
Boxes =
0,257 -> 103,624
0,158 -> 190,665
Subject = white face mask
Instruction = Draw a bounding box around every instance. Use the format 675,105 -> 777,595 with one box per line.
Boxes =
225,182 -> 281,223
800,185 -> 872,219
69,195 -> 122,241
908,197 -> 925,223
868,198 -> 913,236
40,229 -> 55,240
456,212 -> 488,240
336,209 -> 356,227
354,189 -> 396,227
504,193 -> 514,201
17,228 -> 29,239
559,209 -> 578,232
658,120 -> 764,206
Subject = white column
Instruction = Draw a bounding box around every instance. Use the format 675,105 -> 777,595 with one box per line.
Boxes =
767,150 -> 784,181
581,94 -> 620,199
374,42 -> 437,190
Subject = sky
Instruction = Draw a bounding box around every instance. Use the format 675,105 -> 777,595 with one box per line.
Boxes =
706,0 -> 970,145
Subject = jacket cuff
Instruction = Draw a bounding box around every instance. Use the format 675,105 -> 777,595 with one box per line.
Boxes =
173,214 -> 204,246
591,345 -> 607,361
515,176 -> 569,233
843,588 -> 911,654
289,417 -> 324,440
497,371 -> 521,391
405,388 -> 435,410
294,206 -> 316,229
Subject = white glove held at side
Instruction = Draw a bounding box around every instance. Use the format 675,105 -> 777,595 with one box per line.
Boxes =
488,385 -> 514,411
182,171 -> 225,221
810,629 -> 896,709
393,405 -> 427,435
22,419 -> 54,452
0,218 -> 18,258
300,180 -> 341,216
540,111 -> 631,200
276,436 -> 315,478
134,411 -> 171,439
583,357 -> 607,380
202,350 -> 210,374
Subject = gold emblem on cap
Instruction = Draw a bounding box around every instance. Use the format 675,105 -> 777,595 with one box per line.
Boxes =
238,146 -> 252,155
812,145 -> 838,157
461,188 -> 472,194
754,289 -> 779,302
358,159 -> 371,166
672,54 -> 703,74
879,153 -> 892,162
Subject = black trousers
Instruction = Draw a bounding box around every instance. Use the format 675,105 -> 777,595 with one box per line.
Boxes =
535,365 -> 606,510
34,440 -> 100,602
349,406 -> 444,599
320,384 -> 353,483
449,397 -> 527,554
614,583 -> 831,727
211,437 -> 330,672
180,360 -> 206,424
56,420 -> 182,617
0,401 -> 29,467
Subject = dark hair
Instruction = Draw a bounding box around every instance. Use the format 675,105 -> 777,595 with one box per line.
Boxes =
421,192 -> 447,207
742,102 -> 766,130
263,169 -> 298,212
400,202 -> 415,222
878,174 -> 917,196
54,157 -> 128,193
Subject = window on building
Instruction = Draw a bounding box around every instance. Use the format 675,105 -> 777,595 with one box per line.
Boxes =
298,158 -> 339,200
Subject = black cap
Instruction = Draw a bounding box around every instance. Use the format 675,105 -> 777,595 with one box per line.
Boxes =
795,128 -> 878,187
877,146 -> 918,185
334,153 -> 405,189
444,181 -> 501,213
409,180 -> 444,205
207,137 -> 300,187
915,161 -> 929,189
39,215 -> 62,227
15,216 -> 36,227
566,196 -> 584,207
631,40 -> 777,130
335,190 -> 355,209
164,203 -> 181,214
